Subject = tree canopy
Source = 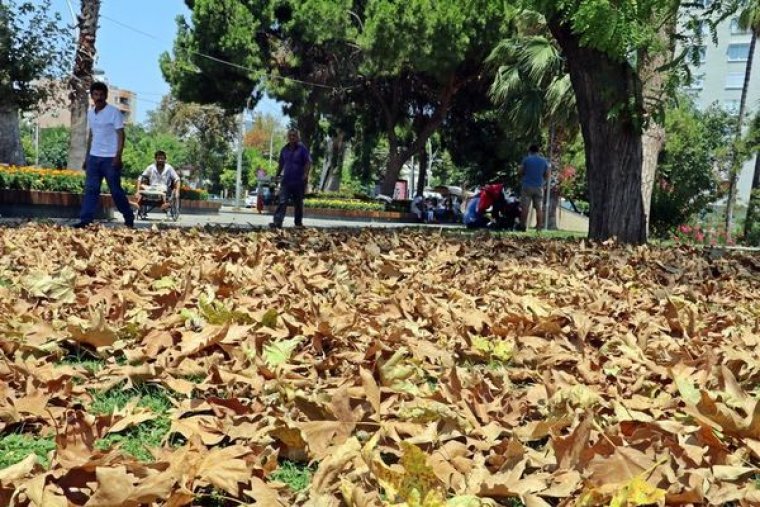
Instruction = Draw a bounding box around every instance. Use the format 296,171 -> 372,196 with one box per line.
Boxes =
161,0 -> 518,194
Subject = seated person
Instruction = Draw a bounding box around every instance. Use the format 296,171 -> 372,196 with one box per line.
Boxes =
410,193 -> 425,222
136,150 -> 180,210
464,195 -> 488,229
464,184 -> 508,229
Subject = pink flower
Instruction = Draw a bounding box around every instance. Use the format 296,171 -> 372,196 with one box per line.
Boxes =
695,232 -> 705,242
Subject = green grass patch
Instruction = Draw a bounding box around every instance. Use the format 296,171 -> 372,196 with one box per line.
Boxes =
193,488 -> 230,507
94,417 -> 172,462
90,383 -> 181,462
56,356 -> 104,375
0,277 -> 12,288
270,460 -> 315,492
0,434 -> 56,469
184,373 -> 207,384
89,382 -> 174,416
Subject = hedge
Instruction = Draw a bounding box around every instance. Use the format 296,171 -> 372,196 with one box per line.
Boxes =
303,198 -> 384,212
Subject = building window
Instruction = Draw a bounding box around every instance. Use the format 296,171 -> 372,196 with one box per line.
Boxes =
724,99 -> 740,113
730,18 -> 749,35
727,43 -> 750,62
689,74 -> 705,89
725,72 -> 744,89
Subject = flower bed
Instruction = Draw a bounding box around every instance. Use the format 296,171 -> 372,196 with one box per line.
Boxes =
0,166 -> 219,218
0,166 -> 208,201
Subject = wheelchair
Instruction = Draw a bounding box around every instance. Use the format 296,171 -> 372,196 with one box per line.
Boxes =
136,181 -> 180,222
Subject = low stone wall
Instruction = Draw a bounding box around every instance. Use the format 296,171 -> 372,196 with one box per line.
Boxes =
0,189 -> 113,219
0,190 -> 222,219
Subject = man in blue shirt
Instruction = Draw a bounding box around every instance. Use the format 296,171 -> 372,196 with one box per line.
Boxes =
270,129 -> 312,228
519,144 -> 549,230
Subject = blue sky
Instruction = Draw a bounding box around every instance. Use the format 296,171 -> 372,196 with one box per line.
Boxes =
50,0 -> 285,124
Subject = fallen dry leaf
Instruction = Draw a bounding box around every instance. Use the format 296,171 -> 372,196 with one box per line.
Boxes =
0,225 -> 758,505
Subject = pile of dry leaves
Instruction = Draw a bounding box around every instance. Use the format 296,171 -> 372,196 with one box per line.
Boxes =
0,224 -> 759,506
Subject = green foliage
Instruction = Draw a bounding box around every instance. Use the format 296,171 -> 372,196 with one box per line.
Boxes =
122,125 -> 190,179
162,0 -> 517,192
270,460 -> 315,492
650,101 -> 734,237
145,97 -> 237,192
0,165 -> 138,197
0,434 -> 56,469
21,125 -> 70,169
0,0 -> 70,111
488,32 -> 576,138
180,186 -> 209,201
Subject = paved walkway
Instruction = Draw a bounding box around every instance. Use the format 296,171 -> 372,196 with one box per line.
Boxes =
0,209 -> 457,230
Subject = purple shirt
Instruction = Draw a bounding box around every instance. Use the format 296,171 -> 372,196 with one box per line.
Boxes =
279,142 -> 311,186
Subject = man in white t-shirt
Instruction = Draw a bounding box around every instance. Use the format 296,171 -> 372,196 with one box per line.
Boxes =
136,150 -> 180,210
73,82 -> 135,228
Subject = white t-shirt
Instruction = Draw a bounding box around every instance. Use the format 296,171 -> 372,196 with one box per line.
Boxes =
87,104 -> 125,157
141,164 -> 179,190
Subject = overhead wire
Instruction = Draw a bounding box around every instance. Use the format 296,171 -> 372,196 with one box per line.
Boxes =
99,14 -> 348,92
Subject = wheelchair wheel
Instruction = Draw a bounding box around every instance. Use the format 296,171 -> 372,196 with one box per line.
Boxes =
170,195 -> 180,222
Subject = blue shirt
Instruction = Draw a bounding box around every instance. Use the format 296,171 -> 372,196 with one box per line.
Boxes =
279,143 -> 311,186
522,154 -> 548,188
463,197 -> 481,225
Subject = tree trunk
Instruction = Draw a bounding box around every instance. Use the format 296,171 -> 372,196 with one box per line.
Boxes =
415,146 -> 428,197
318,137 -> 333,191
547,145 -> 560,230
381,142 -> 406,197
641,123 -> 665,230
744,152 -> 760,240
325,131 -> 346,192
725,33 -> 756,234
638,19 -> 674,234
67,0 -> 101,170
376,78 -> 458,196
549,20 -> 647,244
0,105 -> 26,165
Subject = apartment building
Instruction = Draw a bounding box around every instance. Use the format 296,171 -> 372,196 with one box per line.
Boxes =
687,15 -> 759,204
37,81 -> 137,129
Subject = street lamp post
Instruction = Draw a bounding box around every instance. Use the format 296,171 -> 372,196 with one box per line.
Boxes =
234,109 -> 244,210
34,117 -> 40,167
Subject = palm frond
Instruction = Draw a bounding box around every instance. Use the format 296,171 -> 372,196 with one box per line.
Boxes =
545,75 -> 577,126
519,36 -> 563,86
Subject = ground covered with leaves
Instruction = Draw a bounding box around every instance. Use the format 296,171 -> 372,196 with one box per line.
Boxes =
1,224 -> 759,506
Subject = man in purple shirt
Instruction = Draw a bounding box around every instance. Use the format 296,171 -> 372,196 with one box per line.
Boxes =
270,129 -> 312,228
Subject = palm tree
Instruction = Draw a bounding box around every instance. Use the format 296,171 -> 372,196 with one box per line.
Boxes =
726,0 -> 759,235
488,29 -> 578,229
67,0 -> 101,170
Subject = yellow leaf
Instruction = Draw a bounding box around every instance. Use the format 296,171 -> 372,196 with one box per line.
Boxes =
609,475 -> 666,507
23,267 -> 76,303
263,336 -> 303,367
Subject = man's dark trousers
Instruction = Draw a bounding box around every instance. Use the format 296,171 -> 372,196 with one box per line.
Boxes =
79,155 -> 135,225
272,182 -> 305,227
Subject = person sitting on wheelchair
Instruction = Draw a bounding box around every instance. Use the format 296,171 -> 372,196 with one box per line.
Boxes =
136,150 -> 180,210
